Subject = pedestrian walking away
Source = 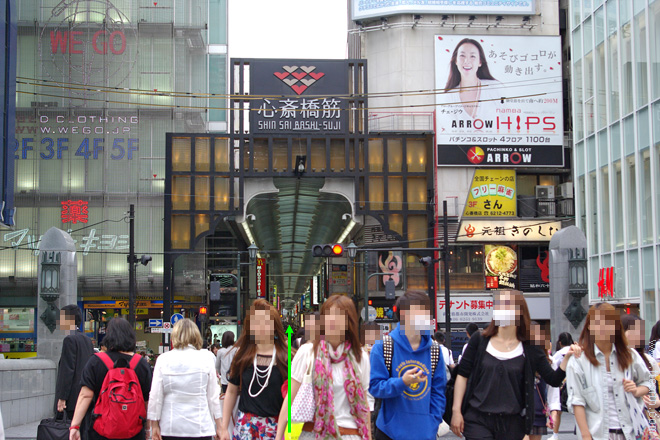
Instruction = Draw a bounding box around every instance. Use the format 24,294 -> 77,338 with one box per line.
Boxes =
55,304 -> 95,440
451,290 -> 580,440
220,299 -> 288,440
369,290 -> 446,440
216,331 -> 237,394
546,332 -> 575,440
68,318 -> 153,440
276,294 -> 372,440
147,318 -> 222,440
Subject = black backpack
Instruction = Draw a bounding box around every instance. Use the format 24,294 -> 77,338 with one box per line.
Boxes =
372,335 -> 441,431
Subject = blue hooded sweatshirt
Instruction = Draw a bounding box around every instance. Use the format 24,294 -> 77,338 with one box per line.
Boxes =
369,324 -> 446,440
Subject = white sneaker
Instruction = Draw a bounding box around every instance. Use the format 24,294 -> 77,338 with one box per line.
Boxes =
548,434 -> 559,440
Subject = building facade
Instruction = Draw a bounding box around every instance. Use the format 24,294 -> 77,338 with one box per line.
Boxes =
0,0 -> 227,354
350,0 -> 574,349
570,0 -> 660,327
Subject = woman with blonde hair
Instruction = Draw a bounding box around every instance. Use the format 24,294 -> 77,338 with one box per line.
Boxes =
147,318 -> 222,440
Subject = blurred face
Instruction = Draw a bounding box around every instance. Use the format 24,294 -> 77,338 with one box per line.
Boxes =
591,310 -> 617,344
625,319 -> 645,348
305,315 -> 319,341
492,292 -> 520,327
250,308 -> 274,344
323,306 -> 347,342
530,323 -> 544,346
58,310 -> 77,332
403,304 -> 433,335
364,328 -> 380,346
456,43 -> 482,79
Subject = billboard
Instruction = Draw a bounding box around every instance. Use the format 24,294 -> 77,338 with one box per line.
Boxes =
249,60 -> 349,135
352,0 -> 535,20
484,244 -> 518,290
463,169 -> 516,217
435,35 -> 563,163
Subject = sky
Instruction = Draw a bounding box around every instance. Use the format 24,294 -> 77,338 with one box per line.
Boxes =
228,0 -> 349,59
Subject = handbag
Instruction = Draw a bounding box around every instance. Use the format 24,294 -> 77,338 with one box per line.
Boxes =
290,351 -> 315,423
624,366 -> 660,440
37,411 -> 70,440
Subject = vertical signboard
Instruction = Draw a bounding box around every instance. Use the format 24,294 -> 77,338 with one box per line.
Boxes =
484,244 -> 518,290
256,258 -> 266,298
464,170 -> 516,217
312,276 -> 319,306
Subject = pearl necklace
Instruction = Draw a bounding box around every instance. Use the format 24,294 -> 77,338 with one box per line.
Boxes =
248,346 -> 276,398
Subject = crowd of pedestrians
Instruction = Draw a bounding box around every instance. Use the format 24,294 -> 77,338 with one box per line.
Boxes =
51,291 -> 660,440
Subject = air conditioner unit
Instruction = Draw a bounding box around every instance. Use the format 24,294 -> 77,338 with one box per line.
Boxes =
557,199 -> 575,216
535,185 -> 555,200
557,182 -> 574,199
537,200 -> 556,217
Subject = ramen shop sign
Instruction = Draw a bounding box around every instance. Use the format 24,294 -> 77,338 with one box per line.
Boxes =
484,244 -> 518,290
457,220 -> 562,242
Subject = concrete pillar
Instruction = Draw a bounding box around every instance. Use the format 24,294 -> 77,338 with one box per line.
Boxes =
549,226 -> 588,346
36,227 -> 78,366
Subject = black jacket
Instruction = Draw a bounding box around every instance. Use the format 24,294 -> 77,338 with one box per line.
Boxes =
457,331 -> 565,434
55,330 -> 95,413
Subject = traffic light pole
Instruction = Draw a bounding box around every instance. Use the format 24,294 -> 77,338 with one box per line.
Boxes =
128,204 -> 136,326
443,200 -> 452,350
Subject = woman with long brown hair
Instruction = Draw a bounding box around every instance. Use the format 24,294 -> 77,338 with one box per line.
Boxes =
219,299 -> 288,440
450,291 -> 579,440
567,303 -> 652,440
275,294 -> 371,440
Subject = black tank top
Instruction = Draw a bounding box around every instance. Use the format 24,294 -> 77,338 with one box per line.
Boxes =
469,351 -> 525,415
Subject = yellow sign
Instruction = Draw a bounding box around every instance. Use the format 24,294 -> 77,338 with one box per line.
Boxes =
120,308 -> 149,315
463,169 -> 516,217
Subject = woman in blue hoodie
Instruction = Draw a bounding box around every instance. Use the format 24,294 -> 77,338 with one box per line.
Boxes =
369,290 -> 446,440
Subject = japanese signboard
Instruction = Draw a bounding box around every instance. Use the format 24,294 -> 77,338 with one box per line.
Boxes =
484,245 -> 518,290
436,144 -> 564,167
61,200 -> 89,224
352,0 -> 534,19
457,220 -> 562,242
249,60 -> 349,134
519,246 -> 550,292
463,170 -> 516,217
437,296 -> 494,324
434,36 -> 563,154
256,258 -> 266,298
369,299 -> 398,323
331,264 -> 350,295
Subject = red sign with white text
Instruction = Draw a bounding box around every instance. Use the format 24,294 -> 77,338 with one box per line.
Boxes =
256,258 -> 266,298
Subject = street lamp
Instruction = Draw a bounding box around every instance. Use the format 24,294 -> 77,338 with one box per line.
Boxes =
39,251 -> 61,333
347,242 -> 358,260
248,243 -> 258,262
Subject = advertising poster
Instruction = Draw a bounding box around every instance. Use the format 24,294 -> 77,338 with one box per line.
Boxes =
484,244 -> 518,290
378,250 -> 404,289
331,264 -> 350,295
463,169 -> 516,217
458,220 -> 562,242
435,35 -> 563,163
256,258 -> 266,298
436,296 -> 494,324
352,0 -> 535,20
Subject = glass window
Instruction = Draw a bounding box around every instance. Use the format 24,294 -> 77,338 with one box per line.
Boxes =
621,19 -> 634,115
388,177 -> 403,211
208,0 -> 227,45
387,139 -> 403,172
628,248 -> 640,297
598,129 -> 609,167
614,251 -> 626,297
644,288 -> 656,339
440,246 -> 484,291
369,177 -> 384,210
587,136 -> 597,172
195,138 -> 211,172
643,247 -> 655,291
330,139 -> 346,171
613,160 -> 624,249
214,138 -> 230,172
209,55 -> 227,122
589,171 -> 599,252
590,257 -> 600,301
624,115 -> 635,156
172,176 -> 191,211
611,122 -> 621,162
600,165 -> 611,252
171,215 -> 191,250
595,8 -> 607,130
172,137 -> 192,172
272,139 -> 288,172
607,0 -> 620,122
214,177 -> 229,211
407,215 -> 427,249
573,0 -> 582,27
311,139 -> 325,171
195,177 -> 210,211
579,175 -> 587,233
574,59 -> 584,140
406,139 -> 427,172
253,138 -> 268,171
368,139 -> 384,172
633,9 -> 648,107
407,177 -> 427,211
626,154 -> 638,246
655,103 -> 660,240
651,1 -> 660,100
517,174 -> 538,196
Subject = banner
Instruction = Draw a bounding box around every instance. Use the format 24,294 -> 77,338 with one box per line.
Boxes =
437,296 -> 494,324
484,244 -> 518,290
434,36 -> 563,150
463,169 -> 516,217
457,220 -> 561,242
352,0 -> 535,19
437,144 -> 564,167
256,258 -> 266,298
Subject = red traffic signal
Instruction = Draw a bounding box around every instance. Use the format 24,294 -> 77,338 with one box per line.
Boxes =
199,306 -> 208,315
312,244 -> 344,257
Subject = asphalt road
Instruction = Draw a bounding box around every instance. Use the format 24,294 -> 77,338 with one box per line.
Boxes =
441,412 -> 578,439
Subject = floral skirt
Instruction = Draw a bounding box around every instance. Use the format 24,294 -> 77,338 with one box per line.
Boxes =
232,410 -> 278,440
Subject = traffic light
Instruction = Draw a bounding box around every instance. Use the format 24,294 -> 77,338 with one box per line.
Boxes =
385,279 -> 396,300
312,243 -> 344,257
199,306 -> 208,315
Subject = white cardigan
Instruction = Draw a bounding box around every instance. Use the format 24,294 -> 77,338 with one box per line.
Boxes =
147,345 -> 221,437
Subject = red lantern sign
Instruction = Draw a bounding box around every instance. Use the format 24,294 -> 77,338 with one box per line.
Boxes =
597,267 -> 614,299
61,200 -> 89,224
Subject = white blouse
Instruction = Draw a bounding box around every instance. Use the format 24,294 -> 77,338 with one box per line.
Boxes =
291,343 -> 373,429
147,345 -> 221,437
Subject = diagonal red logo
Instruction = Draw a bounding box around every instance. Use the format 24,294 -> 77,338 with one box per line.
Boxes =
273,65 -> 324,95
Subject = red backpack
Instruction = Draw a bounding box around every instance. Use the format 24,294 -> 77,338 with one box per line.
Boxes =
92,352 -> 146,439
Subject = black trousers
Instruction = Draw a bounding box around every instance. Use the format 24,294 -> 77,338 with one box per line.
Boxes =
374,427 -> 393,440
462,406 -> 526,440
163,437 -> 212,440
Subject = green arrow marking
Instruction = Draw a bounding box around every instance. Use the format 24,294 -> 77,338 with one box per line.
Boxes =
286,325 -> 294,434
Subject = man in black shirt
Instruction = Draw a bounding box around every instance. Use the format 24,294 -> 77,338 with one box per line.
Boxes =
55,305 -> 95,422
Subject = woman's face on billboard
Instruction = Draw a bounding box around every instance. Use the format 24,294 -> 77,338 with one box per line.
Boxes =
456,43 -> 481,79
